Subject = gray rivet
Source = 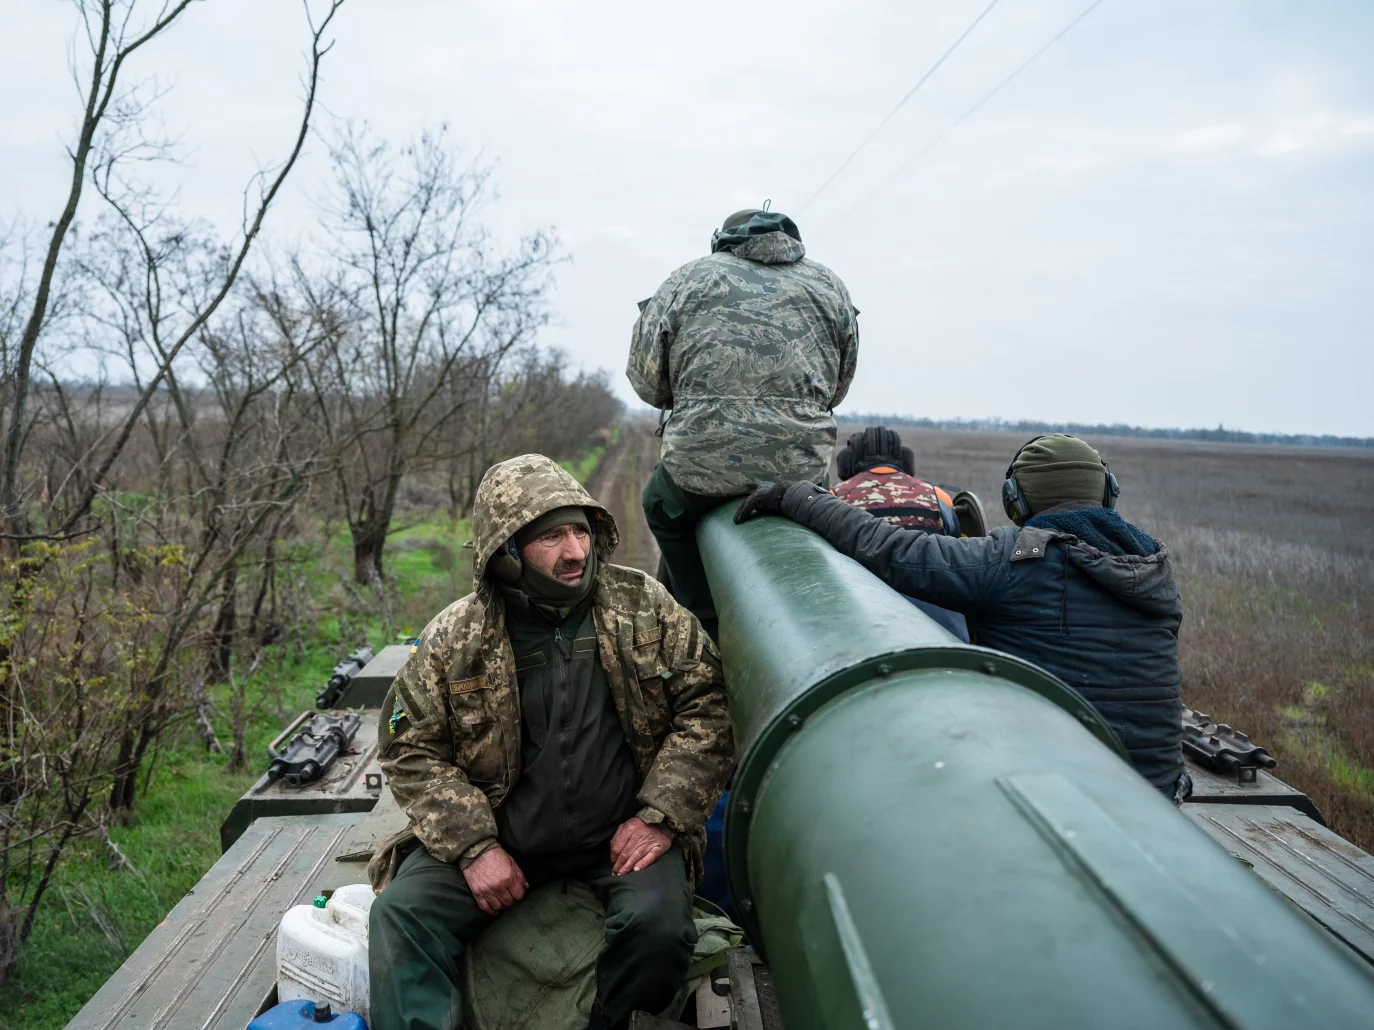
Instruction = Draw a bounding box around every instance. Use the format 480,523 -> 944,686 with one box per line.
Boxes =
741,898 -> 755,913
739,798 -> 751,814
982,661 -> 996,675
788,713 -> 802,729
877,663 -> 892,676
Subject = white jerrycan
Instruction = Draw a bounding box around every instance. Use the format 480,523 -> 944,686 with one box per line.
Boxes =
277,882 -> 375,1021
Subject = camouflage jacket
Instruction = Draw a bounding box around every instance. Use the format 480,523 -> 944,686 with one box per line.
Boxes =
371,455 -> 733,888
833,468 -> 958,534
627,232 -> 859,495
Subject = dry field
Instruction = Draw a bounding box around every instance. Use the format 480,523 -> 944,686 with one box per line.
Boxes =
853,426 -> 1374,849
595,421 -> 1374,849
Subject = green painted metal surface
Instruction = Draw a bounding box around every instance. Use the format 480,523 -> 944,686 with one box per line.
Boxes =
697,505 -> 1374,1030
219,707 -> 384,852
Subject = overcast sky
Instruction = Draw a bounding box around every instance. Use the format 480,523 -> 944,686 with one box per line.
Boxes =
3,1 -> 1371,435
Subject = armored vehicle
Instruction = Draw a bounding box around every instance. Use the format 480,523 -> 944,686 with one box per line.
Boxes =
64,512 -> 1374,1030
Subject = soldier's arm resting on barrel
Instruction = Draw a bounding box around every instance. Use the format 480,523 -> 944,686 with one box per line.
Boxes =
378,634 -> 501,868
636,586 -> 735,839
779,482 -> 1009,615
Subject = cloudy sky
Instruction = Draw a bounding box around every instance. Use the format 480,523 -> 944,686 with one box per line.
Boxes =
3,0 -> 1371,435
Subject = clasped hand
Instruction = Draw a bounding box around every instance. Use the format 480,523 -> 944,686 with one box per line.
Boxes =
462,817 -> 674,915
733,481 -> 791,524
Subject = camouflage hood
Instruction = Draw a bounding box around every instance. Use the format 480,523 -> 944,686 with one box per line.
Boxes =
470,454 -> 619,590
711,210 -> 805,265
731,232 -> 806,264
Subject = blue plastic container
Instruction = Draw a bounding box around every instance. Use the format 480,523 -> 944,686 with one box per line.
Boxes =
247,999 -> 367,1029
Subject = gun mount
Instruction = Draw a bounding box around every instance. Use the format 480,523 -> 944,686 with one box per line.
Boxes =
698,503 -> 1374,1030
315,646 -> 375,709
1183,707 -> 1278,783
267,711 -> 363,787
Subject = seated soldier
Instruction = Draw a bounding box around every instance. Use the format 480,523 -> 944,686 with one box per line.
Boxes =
368,454 -> 734,1030
628,205 -> 860,641
832,425 -> 971,641
736,434 -> 1188,801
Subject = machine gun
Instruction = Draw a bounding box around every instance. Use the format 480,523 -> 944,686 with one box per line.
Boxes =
266,712 -> 363,787
315,646 -> 375,709
1182,707 -> 1277,783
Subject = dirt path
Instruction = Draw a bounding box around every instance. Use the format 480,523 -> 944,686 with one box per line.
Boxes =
584,420 -> 661,575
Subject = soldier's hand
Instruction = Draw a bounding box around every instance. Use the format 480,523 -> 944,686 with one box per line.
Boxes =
610,817 -> 674,875
463,846 -> 528,915
734,481 -> 792,524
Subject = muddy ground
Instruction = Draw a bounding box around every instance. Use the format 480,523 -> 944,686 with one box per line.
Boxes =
584,420 -> 661,576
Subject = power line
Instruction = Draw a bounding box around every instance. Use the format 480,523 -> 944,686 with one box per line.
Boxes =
799,0 -> 1002,212
830,0 -> 1107,225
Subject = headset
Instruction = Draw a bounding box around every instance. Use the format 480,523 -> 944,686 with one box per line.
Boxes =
1001,435 -> 1120,525
489,537 -> 523,584
487,515 -> 599,584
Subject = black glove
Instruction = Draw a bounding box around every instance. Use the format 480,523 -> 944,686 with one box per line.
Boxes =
734,481 -> 792,524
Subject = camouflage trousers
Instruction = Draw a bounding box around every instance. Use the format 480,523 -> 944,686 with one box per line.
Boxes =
369,842 -> 696,1030
641,464 -> 737,643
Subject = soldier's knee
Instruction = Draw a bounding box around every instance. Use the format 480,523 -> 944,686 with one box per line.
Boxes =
369,870 -> 443,937
368,886 -> 408,937
609,888 -> 694,958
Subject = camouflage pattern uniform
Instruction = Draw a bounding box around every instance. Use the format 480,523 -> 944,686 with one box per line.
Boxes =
832,467 -> 958,533
369,454 -> 734,890
627,231 -> 860,496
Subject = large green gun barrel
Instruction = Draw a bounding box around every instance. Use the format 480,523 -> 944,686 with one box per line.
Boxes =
697,506 -> 1374,1030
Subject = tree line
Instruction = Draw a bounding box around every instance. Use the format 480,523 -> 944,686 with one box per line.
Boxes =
0,0 -> 619,979
841,415 -> 1374,450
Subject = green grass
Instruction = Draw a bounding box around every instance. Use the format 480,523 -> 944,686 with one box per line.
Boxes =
0,510 -> 477,1030
1,754 -> 260,1030
558,443 -> 606,485
1279,680 -> 1374,806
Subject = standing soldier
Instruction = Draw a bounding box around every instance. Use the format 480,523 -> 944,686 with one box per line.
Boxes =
628,205 -> 859,640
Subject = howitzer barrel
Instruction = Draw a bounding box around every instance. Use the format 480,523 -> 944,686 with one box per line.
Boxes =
697,506 -> 1374,1030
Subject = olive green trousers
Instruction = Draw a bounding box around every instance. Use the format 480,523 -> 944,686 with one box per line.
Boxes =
641,463 -> 736,643
368,843 -> 696,1030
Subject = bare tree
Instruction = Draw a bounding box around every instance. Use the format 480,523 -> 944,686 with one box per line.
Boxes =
445,351 -> 624,516
0,0 -> 347,980
301,124 -> 559,582
0,0 -> 345,542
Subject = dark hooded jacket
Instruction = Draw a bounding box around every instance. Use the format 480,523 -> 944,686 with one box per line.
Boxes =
778,485 -> 1186,797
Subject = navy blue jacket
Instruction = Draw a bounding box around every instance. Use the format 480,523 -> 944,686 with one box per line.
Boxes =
779,485 -> 1186,797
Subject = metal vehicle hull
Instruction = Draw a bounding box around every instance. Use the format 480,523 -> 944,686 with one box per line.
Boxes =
698,504 -> 1374,1030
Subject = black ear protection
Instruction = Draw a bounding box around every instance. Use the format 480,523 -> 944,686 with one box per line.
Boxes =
836,446 -> 857,481
1001,436 -> 1119,525
486,516 -> 599,584
1103,466 -> 1121,508
899,446 -> 917,477
488,537 -> 523,584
